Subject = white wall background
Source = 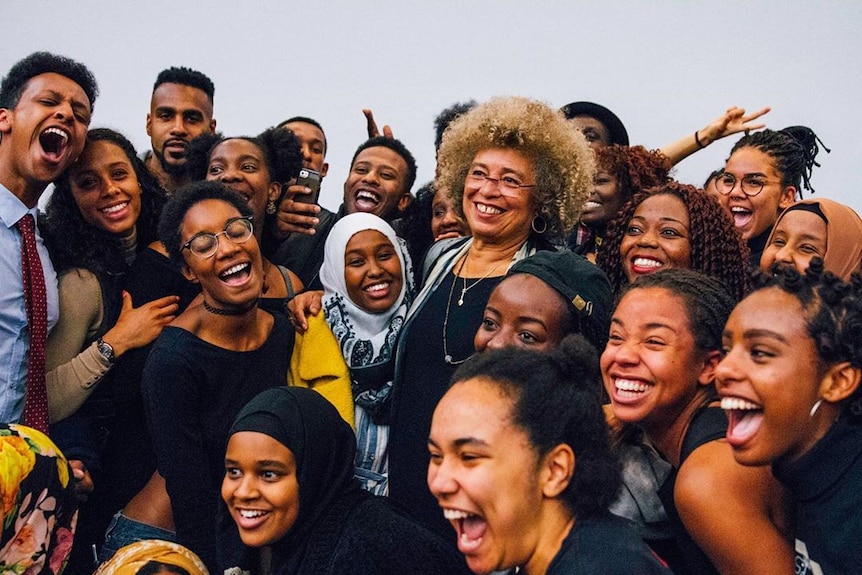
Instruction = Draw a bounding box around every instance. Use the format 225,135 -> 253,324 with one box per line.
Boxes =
6,1 -> 860,212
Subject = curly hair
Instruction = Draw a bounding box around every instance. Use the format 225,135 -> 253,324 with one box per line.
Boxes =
597,182 -> 750,301
42,128 -> 166,276
595,145 -> 672,207
452,334 -> 620,518
158,180 -> 253,268
433,100 -> 478,153
397,181 -> 436,270
0,51 -> 98,109
728,126 -> 828,197
153,66 -> 214,101
436,96 -> 594,241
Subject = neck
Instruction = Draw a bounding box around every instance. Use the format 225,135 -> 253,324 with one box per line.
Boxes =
146,154 -> 187,193
522,505 -> 575,575
646,386 -> 715,468
464,235 -> 526,268
0,160 -> 48,209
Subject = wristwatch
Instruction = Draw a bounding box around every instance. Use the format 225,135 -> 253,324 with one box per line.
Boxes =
96,337 -> 115,365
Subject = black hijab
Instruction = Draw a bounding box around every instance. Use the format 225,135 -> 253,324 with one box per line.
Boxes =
225,387 -> 367,573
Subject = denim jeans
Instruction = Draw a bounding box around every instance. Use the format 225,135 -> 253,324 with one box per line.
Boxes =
98,510 -> 177,563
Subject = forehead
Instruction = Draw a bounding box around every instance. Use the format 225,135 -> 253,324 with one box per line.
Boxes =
211,138 -> 264,161
725,146 -> 779,176
19,72 -> 90,111
491,274 -> 568,319
181,198 -> 242,236
775,208 -> 827,237
285,121 -> 325,144
72,139 -> 129,171
346,229 -> 392,251
227,431 -> 294,462
730,288 -> 808,337
471,147 -> 534,174
634,193 -> 689,223
434,377 -> 516,434
352,146 -> 407,173
616,287 -> 692,329
151,82 -> 212,115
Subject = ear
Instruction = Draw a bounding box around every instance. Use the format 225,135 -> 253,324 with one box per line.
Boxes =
209,118 -> 217,132
145,113 -> 152,137
397,192 -> 413,213
319,161 -> 329,179
181,263 -> 199,284
268,181 -> 282,202
540,443 -> 575,499
697,350 -> 722,387
820,362 -> 862,405
0,108 -> 12,134
778,186 -> 797,210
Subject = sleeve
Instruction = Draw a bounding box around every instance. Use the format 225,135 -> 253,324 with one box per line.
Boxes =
46,269 -> 113,422
142,336 -> 218,571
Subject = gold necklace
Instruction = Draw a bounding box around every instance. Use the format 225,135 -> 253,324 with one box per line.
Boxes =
457,248 -> 505,306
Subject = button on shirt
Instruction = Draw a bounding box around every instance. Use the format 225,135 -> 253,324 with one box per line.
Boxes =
0,184 -> 59,423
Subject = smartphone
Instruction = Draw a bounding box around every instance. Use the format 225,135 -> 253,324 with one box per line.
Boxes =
294,168 -> 322,205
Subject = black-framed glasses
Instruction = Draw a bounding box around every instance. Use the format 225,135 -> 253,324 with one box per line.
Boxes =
466,171 -> 536,195
714,172 -> 780,198
182,216 -> 254,258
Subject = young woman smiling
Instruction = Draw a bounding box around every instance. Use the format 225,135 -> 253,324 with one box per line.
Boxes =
716,262 -> 862,572
142,181 -> 294,572
601,270 -> 792,575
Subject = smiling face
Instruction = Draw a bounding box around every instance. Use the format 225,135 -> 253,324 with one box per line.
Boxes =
206,139 -> 280,228
0,73 -> 91,203
146,82 -> 215,175
431,187 -> 468,241
222,431 -> 300,548
719,147 -> 796,241
179,198 -> 263,308
68,140 -> 142,236
343,146 -> 409,220
601,287 -> 712,435
474,274 -> 570,353
428,377 -> 549,575
283,121 -> 328,177
715,288 -> 830,466
344,229 -> 404,313
462,147 -> 536,247
760,209 -> 828,275
620,193 -> 691,282
580,170 -> 622,227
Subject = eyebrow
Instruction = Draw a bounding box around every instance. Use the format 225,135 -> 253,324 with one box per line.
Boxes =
427,437 -> 490,449
610,317 -> 675,332
724,328 -> 789,344
629,214 -> 687,226
210,153 -> 261,164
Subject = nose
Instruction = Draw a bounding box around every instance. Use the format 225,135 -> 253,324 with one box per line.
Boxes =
220,166 -> 242,184
232,474 -> 259,501
427,456 -> 457,498
102,180 -> 121,198
772,243 -> 794,264
170,115 -> 187,136
54,100 -> 74,124
609,339 -> 639,367
301,143 -> 313,165
714,348 -> 742,392
635,228 -> 659,248
361,168 -> 380,186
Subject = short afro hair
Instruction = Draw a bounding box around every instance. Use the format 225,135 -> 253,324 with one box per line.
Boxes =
350,136 -> 417,196
153,66 -> 214,101
276,116 -> 327,155
0,51 -> 98,110
436,96 -> 594,241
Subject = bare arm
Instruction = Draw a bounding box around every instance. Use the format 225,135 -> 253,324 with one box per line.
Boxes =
675,440 -> 794,575
660,106 -> 770,166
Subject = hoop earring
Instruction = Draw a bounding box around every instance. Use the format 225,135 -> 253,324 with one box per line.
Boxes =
531,214 -> 548,235
809,399 -> 824,419
266,199 -> 277,215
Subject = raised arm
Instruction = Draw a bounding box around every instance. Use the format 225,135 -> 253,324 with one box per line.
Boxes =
660,106 -> 770,166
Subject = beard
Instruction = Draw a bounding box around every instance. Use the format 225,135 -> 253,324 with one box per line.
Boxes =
153,147 -> 189,177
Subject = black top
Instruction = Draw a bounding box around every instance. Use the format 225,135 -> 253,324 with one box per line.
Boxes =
388,270 -> 503,540
143,314 -> 293,572
544,513 -> 672,575
773,422 -> 862,574
272,204 -> 343,291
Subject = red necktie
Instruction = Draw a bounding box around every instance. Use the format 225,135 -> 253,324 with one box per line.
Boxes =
17,214 -> 49,433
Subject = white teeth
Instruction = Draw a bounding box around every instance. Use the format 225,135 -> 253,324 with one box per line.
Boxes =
44,127 -> 69,143
476,203 -> 503,215
357,190 -> 378,202
101,202 -> 128,214
633,258 -> 662,269
222,263 -> 249,277
720,397 -> 761,411
365,282 -> 389,293
239,509 -> 265,518
443,509 -> 472,520
730,207 -> 751,214
614,379 -> 650,392
584,201 -> 601,209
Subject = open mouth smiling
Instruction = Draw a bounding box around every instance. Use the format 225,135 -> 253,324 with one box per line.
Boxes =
720,396 -> 764,447
39,127 -> 70,161
443,508 -> 487,553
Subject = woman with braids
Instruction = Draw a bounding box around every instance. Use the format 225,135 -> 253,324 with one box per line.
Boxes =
428,337 -> 670,575
717,125 -> 828,266
716,262 -> 862,573
601,269 -> 793,575
568,145 -> 672,263
386,96 -> 593,540
597,181 -> 750,301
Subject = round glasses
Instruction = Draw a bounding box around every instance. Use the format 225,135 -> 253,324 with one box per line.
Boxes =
714,172 -> 780,198
182,216 -> 254,258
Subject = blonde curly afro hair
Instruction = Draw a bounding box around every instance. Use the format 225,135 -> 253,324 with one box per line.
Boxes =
436,96 -> 594,239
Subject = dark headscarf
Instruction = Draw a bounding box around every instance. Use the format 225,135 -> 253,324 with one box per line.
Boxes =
0,424 -> 78,575
226,387 -> 366,573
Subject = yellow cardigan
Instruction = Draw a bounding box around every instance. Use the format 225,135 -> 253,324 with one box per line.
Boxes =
288,312 -> 355,428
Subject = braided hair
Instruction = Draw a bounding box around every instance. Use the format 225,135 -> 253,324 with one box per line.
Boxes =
728,126 -> 829,197
597,182 -> 750,300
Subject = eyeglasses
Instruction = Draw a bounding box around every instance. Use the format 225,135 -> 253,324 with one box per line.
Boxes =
466,171 -> 536,195
182,216 -> 254,258
714,172 -> 780,198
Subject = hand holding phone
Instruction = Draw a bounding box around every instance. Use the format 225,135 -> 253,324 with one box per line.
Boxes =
294,168 -> 322,205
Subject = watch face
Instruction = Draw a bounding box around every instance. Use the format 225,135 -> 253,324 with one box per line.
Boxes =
98,339 -> 115,362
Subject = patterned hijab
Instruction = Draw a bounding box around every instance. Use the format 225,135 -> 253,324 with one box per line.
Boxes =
0,424 -> 78,575
767,198 -> 862,281
319,213 -> 414,418
93,540 -> 209,575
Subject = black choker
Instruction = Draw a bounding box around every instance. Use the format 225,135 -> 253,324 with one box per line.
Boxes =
202,300 -> 256,316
